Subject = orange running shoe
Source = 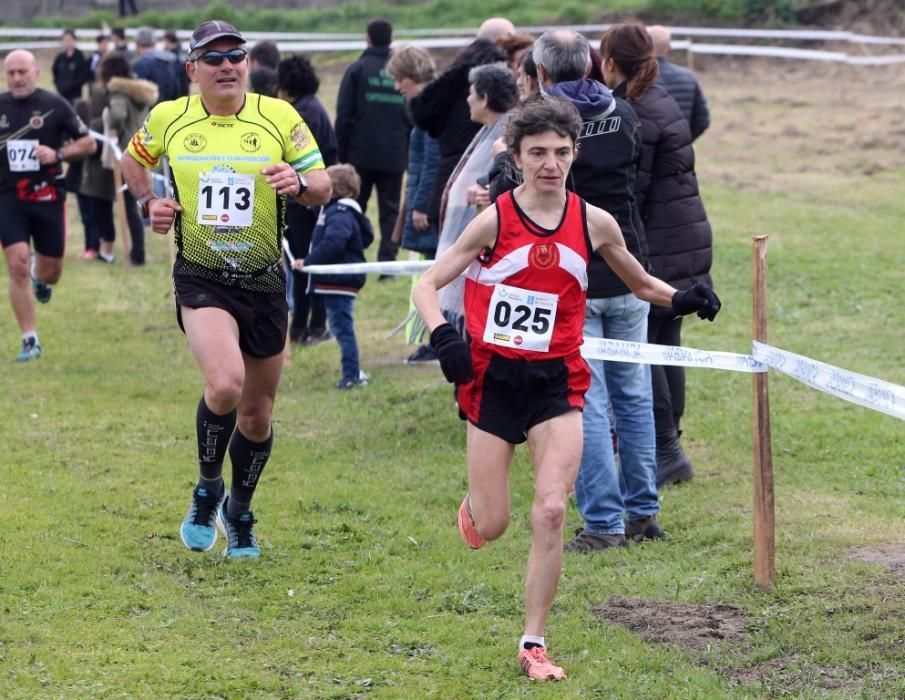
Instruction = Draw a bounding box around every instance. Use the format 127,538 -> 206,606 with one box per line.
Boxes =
457,496 -> 485,549
518,646 -> 566,681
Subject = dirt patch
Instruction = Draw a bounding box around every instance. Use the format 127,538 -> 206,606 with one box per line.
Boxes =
723,655 -> 862,694
593,597 -> 878,694
850,544 -> 905,575
591,595 -> 750,650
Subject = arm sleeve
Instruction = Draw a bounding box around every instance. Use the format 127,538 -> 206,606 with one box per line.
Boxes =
126,103 -> 166,168
334,64 -> 359,162
60,98 -> 90,141
487,151 -> 521,203
283,104 -> 325,175
689,83 -> 710,141
107,93 -> 129,134
412,134 -> 440,212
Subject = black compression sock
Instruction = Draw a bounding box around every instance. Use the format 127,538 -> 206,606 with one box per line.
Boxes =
227,427 -> 273,517
196,397 -> 236,490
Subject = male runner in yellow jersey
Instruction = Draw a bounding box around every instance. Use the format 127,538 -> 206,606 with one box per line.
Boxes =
121,20 -> 331,558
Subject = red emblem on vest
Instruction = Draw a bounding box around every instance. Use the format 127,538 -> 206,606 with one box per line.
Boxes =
530,243 -> 559,270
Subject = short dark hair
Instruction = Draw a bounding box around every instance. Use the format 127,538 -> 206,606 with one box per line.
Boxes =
506,96 -> 582,155
99,51 -> 132,84
249,66 -> 278,98
276,54 -> 320,99
249,41 -> 280,70
111,27 -> 126,41
62,29 -> 77,40
469,64 -> 518,115
367,18 -> 392,47
163,30 -> 179,46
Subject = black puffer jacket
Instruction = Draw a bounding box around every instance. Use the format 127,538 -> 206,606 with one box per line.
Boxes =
655,57 -> 710,141
409,39 -> 507,224
615,81 -> 712,290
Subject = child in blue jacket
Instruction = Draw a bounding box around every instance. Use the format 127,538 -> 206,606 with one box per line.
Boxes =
292,164 -> 374,389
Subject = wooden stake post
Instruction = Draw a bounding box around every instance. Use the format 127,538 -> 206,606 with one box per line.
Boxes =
752,236 -> 775,588
109,130 -> 132,269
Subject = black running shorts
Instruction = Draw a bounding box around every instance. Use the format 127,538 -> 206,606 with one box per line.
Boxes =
174,275 -> 288,358
456,351 -> 591,444
0,192 -> 65,257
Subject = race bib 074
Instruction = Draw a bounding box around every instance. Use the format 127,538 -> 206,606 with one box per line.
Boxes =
6,139 -> 40,172
197,171 -> 255,228
483,283 -> 559,352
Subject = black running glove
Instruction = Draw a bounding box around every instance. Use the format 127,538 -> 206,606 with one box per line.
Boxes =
671,284 -> 722,321
430,323 -> 474,385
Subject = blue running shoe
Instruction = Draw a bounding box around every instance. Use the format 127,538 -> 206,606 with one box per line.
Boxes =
30,275 -> 52,304
180,482 -> 224,552
216,497 -> 260,559
15,338 -> 42,362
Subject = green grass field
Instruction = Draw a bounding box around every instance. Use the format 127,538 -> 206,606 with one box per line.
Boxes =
2,59 -> 905,698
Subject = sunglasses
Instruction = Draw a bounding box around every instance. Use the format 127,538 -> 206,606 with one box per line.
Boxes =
193,48 -> 247,66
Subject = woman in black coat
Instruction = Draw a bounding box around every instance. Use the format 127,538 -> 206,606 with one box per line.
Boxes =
600,22 -> 714,487
277,55 -> 339,345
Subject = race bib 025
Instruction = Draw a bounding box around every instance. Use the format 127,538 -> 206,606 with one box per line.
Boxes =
483,283 -> 559,352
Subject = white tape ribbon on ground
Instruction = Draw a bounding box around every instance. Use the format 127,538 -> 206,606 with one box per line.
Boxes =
752,341 -> 905,421
582,337 -> 766,373
301,260 -> 434,275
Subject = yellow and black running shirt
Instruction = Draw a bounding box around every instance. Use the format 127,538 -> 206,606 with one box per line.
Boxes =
128,93 -> 324,291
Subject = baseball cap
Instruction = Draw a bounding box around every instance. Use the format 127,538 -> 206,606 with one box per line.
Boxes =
189,20 -> 245,52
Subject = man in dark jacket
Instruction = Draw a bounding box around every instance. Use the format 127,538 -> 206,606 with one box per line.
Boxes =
335,18 -> 409,267
132,27 -> 182,105
52,29 -> 91,104
533,30 -> 663,551
649,26 -> 710,141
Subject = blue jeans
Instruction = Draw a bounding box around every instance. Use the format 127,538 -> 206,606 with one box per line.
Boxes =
323,295 -> 359,381
575,293 -> 659,535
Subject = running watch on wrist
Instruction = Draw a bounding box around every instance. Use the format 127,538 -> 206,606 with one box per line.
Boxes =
138,194 -> 158,217
295,172 -> 308,197
56,149 -> 65,163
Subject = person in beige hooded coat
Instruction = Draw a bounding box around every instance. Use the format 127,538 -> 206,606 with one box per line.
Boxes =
82,50 -> 157,263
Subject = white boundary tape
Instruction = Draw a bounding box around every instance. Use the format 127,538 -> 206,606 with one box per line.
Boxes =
752,342 -> 905,421
582,337 -> 766,373
301,260 -> 434,275
88,129 -> 171,194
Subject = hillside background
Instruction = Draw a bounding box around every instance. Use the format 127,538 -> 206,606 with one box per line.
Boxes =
5,0 -> 904,34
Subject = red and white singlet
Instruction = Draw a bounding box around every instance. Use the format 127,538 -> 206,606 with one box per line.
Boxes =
463,190 -> 592,360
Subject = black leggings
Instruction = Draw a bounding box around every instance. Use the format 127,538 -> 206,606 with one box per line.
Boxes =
648,305 -> 685,435
285,203 -> 326,333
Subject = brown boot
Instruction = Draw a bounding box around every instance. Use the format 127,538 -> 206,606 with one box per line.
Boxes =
564,528 -> 627,552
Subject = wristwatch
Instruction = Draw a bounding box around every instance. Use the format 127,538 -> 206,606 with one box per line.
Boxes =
56,149 -> 65,163
138,194 -> 158,217
295,172 -> 308,197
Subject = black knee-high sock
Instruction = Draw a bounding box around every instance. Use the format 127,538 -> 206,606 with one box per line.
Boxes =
196,397 -> 236,492
227,427 -> 273,517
